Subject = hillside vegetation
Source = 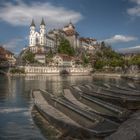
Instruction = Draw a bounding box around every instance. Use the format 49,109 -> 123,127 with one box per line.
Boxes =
93,42 -> 140,72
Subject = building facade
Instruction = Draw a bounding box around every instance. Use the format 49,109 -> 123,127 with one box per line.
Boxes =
29,18 -> 55,53
28,18 -> 100,57
52,54 -> 75,67
79,37 -> 100,54
0,46 -> 16,66
48,22 -> 80,49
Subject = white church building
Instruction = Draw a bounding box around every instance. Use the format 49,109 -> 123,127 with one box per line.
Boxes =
29,18 -> 55,53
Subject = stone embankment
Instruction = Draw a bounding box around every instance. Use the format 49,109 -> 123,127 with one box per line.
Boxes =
105,110 -> 140,140
92,73 -> 140,80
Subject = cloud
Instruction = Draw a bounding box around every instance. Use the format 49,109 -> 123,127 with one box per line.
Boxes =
127,0 -> 140,16
104,35 -> 137,44
3,37 -> 24,49
0,1 -> 83,28
117,45 -> 140,53
129,0 -> 140,4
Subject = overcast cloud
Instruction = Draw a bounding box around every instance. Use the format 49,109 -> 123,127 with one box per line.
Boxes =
127,0 -> 140,16
0,1 -> 83,28
104,35 -> 137,44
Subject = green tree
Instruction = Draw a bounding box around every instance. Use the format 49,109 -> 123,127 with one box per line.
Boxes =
47,49 -> 53,58
93,42 -> 125,70
58,37 -> 75,56
129,54 -> 140,66
94,60 -> 106,69
82,54 -> 89,66
109,58 -> 124,67
22,50 -> 35,63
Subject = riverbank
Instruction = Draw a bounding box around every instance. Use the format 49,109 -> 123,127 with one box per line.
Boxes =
7,72 -> 140,81
92,72 -> 140,80
105,110 -> 140,140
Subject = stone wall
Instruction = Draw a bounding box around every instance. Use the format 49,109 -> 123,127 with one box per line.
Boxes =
23,66 -> 91,75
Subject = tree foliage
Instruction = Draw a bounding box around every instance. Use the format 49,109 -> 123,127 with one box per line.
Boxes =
94,60 -> 106,69
10,68 -> 25,74
58,37 -> 75,56
47,49 -> 53,58
127,54 -> 140,66
82,54 -> 89,66
22,50 -> 35,63
94,42 -> 125,69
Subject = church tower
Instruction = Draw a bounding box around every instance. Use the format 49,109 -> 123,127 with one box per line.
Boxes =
40,18 -> 46,46
29,19 -> 36,46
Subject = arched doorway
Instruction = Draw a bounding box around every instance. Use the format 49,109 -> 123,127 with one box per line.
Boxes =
60,67 -> 70,75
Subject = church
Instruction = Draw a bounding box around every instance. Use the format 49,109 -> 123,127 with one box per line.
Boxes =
29,18 -> 55,53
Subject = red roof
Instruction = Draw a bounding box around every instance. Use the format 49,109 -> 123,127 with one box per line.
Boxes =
55,54 -> 74,61
64,29 -> 75,36
0,46 -> 13,55
80,37 -> 97,44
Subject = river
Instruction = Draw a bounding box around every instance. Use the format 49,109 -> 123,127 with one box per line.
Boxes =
0,75 -> 139,139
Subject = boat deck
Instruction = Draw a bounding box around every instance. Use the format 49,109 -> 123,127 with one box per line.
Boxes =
64,89 -> 95,112
33,90 -> 80,127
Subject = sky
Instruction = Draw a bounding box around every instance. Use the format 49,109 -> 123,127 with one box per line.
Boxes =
0,0 -> 140,54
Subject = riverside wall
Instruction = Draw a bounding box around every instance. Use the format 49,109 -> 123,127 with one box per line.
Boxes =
22,66 -> 91,75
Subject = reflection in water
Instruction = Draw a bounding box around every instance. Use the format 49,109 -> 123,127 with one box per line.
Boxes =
0,75 -> 139,139
0,75 -> 92,140
0,75 -> 46,140
25,75 -> 93,95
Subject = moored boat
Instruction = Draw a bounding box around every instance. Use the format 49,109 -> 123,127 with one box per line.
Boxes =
95,83 -> 140,95
75,84 -> 140,109
70,86 -> 130,121
90,83 -> 140,96
40,89 -> 119,137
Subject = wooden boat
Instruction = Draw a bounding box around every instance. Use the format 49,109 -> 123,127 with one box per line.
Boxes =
127,82 -> 137,89
70,86 -> 130,121
75,84 -> 140,109
103,84 -> 140,95
90,83 -> 140,96
97,83 -> 140,95
32,90 -> 84,138
39,89 -> 119,137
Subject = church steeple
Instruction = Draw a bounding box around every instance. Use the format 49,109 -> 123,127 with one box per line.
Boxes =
69,20 -> 75,29
30,19 -> 35,27
40,18 -> 45,26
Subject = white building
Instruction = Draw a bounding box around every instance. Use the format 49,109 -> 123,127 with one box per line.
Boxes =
29,18 -> 55,53
52,54 -> 75,67
35,53 -> 46,64
79,37 -> 99,53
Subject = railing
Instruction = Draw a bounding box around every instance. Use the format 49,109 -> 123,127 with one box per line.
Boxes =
24,66 -> 91,75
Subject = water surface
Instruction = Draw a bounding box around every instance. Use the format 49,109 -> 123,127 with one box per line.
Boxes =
0,75 -> 138,139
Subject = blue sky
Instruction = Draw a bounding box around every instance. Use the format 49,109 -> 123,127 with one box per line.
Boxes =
0,0 -> 140,54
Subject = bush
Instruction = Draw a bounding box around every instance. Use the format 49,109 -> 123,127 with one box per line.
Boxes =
10,68 -> 25,74
130,55 -> 140,66
22,50 -> 35,63
94,60 -> 106,69
109,58 -> 124,67
93,42 -> 125,70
